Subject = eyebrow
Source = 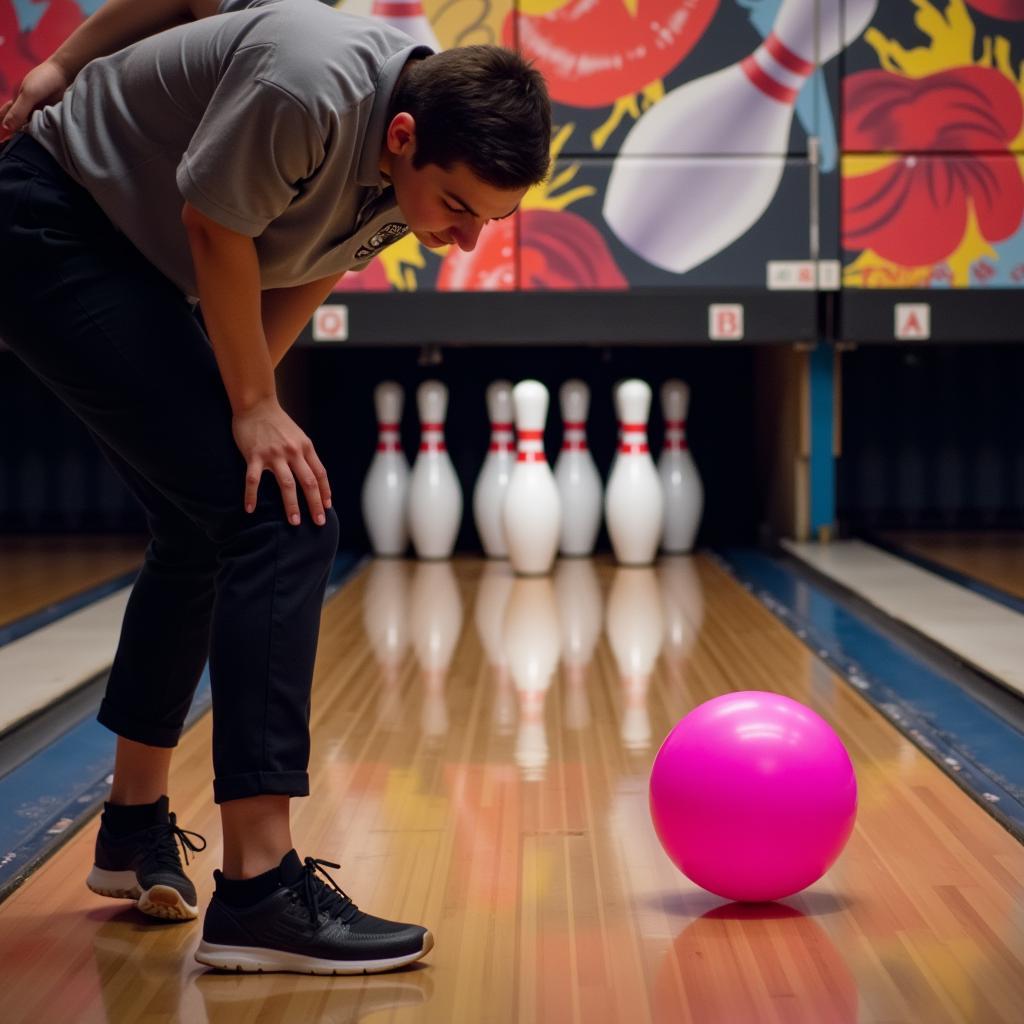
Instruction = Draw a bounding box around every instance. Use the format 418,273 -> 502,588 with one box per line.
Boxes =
444,190 -> 520,221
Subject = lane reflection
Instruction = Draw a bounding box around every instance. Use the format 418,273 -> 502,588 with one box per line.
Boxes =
554,559 -> 603,733
362,559 -> 411,731
607,568 -> 664,753
409,561 -> 463,744
503,578 -> 561,781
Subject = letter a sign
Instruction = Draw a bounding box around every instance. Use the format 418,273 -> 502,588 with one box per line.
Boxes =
894,303 -> 930,340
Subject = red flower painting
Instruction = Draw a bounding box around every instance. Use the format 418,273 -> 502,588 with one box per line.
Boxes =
842,66 -> 1024,266
964,1 -> 1024,19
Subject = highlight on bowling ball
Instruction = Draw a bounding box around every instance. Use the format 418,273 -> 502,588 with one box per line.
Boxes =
648,691 -> 858,902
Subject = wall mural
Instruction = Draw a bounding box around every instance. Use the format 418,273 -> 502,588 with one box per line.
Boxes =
2,0 -> 1021,295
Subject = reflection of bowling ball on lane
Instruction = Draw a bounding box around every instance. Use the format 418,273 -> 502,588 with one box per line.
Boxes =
653,902 -> 859,1023
650,692 -> 858,902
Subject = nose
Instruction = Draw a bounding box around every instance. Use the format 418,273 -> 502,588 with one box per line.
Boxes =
453,220 -> 484,252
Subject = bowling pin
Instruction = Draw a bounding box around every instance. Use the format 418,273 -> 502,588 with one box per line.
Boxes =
503,577 -> 561,781
553,380 -> 603,557
371,0 -> 442,50
659,379 -> 704,554
606,567 -> 664,753
605,379 -> 664,566
361,381 -> 409,557
503,380 -> 561,576
474,560 -> 517,735
408,380 -> 463,560
473,380 -> 515,559
553,559 -> 603,732
604,0 -> 879,274
410,560 -> 463,742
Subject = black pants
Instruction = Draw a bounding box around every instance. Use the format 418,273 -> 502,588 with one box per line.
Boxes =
0,133 -> 339,803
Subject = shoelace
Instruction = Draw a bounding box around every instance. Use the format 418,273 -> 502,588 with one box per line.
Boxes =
296,857 -> 361,928
142,812 -> 207,872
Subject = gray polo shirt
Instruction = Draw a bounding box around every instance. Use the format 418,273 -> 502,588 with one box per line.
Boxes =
28,0 -> 431,299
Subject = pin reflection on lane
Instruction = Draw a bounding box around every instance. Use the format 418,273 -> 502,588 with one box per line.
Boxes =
658,555 -> 705,674
474,560 -> 517,736
607,567 -> 665,753
503,577 -> 561,781
553,559 -> 603,732
362,559 -> 411,731
410,560 -> 463,743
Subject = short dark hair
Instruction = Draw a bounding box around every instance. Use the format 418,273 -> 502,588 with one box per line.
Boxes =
390,46 -> 552,190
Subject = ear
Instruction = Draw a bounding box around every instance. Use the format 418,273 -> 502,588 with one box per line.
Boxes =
385,112 -> 417,156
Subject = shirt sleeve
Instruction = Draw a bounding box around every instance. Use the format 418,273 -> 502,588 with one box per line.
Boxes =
176,45 -> 325,236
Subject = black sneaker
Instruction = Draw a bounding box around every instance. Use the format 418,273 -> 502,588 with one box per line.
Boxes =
86,796 -> 207,921
195,853 -> 434,975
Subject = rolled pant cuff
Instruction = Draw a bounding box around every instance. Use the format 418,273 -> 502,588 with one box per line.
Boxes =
97,699 -> 182,748
214,770 -> 310,804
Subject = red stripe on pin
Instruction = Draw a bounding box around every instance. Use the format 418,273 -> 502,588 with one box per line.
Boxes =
765,31 -> 814,76
619,443 -> 650,454
518,429 -> 543,441
740,54 -> 799,105
562,440 -> 588,451
518,450 -> 547,462
420,442 -> 447,452
374,2 -> 424,16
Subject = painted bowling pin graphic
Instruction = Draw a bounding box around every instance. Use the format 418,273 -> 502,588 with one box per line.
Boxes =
473,380 -> 515,559
604,0 -> 879,274
606,568 -> 664,753
361,381 -> 409,557
410,560 -> 463,742
474,560 -> 517,735
659,379 -> 704,554
605,380 -> 664,566
408,380 -> 463,559
503,577 -> 561,781
554,380 -> 603,557
503,380 -> 561,576
553,558 -> 603,732
371,0 -> 442,51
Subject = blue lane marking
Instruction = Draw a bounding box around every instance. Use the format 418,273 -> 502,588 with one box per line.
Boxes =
715,548 -> 1024,840
865,534 -> 1024,618
0,570 -> 141,650
0,552 -> 364,896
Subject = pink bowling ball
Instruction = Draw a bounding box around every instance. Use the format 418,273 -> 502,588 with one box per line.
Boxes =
649,691 -> 858,902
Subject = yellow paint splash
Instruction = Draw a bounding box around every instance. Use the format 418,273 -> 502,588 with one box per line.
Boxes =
523,123 -> 598,212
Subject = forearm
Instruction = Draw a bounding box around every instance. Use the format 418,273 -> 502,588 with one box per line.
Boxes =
50,0 -> 218,80
185,216 -> 275,414
261,274 -> 343,369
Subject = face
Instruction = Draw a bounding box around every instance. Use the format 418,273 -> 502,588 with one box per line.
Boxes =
382,113 -> 528,253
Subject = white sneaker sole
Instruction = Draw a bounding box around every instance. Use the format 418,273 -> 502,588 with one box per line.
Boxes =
194,929 -> 434,975
86,865 -> 198,921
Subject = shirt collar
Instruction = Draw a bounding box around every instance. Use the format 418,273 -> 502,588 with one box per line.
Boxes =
356,43 -> 434,188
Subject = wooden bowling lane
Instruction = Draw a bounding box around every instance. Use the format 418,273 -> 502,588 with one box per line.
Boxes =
880,531 -> 1024,601
0,555 -> 1021,1023
0,534 -> 146,627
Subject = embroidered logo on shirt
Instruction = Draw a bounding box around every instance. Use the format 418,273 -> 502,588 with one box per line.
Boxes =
354,223 -> 409,261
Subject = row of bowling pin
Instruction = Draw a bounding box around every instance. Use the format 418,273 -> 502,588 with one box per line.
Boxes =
363,556 -> 705,776
361,378 -> 704,572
